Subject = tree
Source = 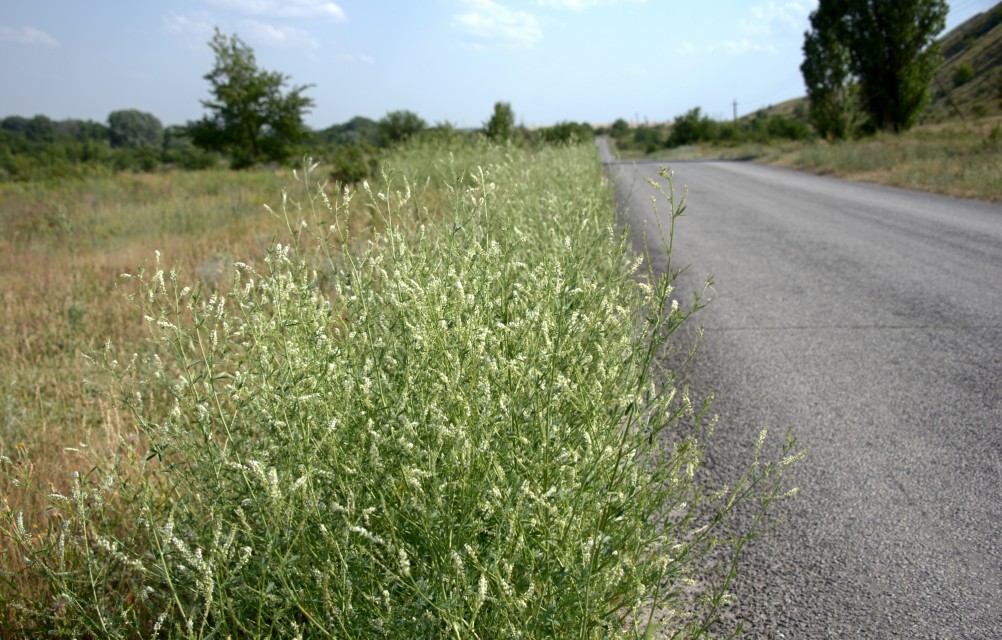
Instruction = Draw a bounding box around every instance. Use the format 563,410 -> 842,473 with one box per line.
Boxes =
376,110 -> 426,147
1,115 -> 56,143
802,0 -> 948,134
610,118 -> 630,139
484,101 -> 515,142
190,28 -> 314,167
108,109 -> 163,149
667,107 -> 717,147
801,2 -> 859,139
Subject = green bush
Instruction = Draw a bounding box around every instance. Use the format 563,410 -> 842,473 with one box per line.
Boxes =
328,142 -> 378,187
1,143 -> 801,638
538,121 -> 594,145
667,108 -> 718,147
610,118 -> 630,139
631,125 -> 666,154
952,63 -> 974,88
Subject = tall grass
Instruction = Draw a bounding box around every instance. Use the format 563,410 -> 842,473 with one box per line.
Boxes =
1,142 -> 801,637
787,120 -> 1002,201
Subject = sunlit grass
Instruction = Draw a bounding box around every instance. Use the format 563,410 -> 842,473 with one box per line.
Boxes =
779,119 -> 1002,201
0,142 -> 801,638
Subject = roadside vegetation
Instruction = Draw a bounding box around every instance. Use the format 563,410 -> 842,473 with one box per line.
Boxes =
0,23 -> 804,636
0,137 -> 801,637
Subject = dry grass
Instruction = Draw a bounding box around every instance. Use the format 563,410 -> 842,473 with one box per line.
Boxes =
768,118 -> 1002,202
609,118 -> 1002,203
0,166 -> 383,560
0,144 -> 471,603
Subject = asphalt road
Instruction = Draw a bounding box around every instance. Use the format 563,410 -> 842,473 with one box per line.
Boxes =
600,140 -> 1002,638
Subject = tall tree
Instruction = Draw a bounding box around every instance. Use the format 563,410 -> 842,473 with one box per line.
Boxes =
845,0 -> 948,132
108,109 -> 163,149
801,2 -> 859,139
802,0 -> 948,133
376,110 -> 426,147
484,101 -> 515,142
805,0 -> 945,133
190,28 -> 314,167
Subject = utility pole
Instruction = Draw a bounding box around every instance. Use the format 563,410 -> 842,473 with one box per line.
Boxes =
733,99 -> 738,124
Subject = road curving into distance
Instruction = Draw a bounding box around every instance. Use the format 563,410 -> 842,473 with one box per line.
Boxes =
600,139 -> 1002,638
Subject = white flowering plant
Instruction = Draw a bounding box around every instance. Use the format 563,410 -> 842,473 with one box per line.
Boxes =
1,142 -> 802,638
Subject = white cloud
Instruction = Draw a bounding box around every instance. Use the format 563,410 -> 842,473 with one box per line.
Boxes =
453,0 -> 542,48
240,19 -> 319,47
740,1 -> 813,37
536,0 -> 645,8
696,1 -> 811,56
164,12 -> 215,38
208,0 -> 347,21
0,25 -> 58,46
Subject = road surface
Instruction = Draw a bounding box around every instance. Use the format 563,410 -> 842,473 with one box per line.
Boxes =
601,139 -> 1002,638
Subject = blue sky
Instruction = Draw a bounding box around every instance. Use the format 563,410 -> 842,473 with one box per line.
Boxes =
0,0 -> 996,129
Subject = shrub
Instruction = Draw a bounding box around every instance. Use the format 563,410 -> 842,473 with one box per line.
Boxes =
952,62 -> 974,88
1,144 -> 801,638
328,142 -> 378,187
610,118 -> 630,139
539,121 -> 594,145
631,125 -> 665,154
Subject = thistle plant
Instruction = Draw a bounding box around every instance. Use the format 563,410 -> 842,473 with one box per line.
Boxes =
1,142 -> 802,638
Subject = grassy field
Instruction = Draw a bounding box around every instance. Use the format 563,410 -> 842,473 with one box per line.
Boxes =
1,168 -> 288,495
0,141 -> 799,637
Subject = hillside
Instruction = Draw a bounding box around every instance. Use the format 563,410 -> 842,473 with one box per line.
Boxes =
748,3 -> 1002,124
927,1 -> 1002,121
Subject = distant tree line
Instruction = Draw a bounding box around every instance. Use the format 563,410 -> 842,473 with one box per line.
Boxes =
606,107 -> 814,155
0,111 -> 218,181
0,30 -> 600,183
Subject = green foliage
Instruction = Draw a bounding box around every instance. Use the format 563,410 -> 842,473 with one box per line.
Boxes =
329,142 -> 378,187
376,110 -> 427,147
611,110 -> 812,157
0,119 -> 119,181
484,101 -> 516,142
610,118 -> 630,139
107,109 -> 164,149
803,0 -> 948,133
1,143 -> 801,638
1,115 -> 58,143
423,121 -> 470,146
311,115 -> 379,147
952,63 -> 975,87
717,113 -> 813,145
0,115 -> 189,179
667,107 -> 718,147
538,121 -> 593,145
801,3 -> 860,139
189,28 -> 314,168
162,125 -> 220,171
630,125 -> 667,154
